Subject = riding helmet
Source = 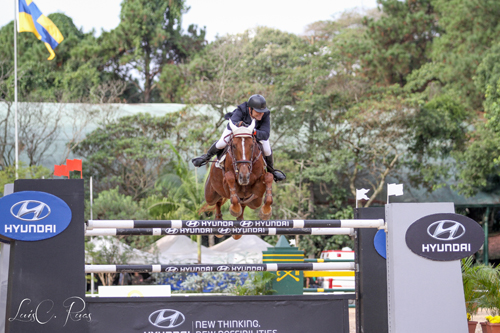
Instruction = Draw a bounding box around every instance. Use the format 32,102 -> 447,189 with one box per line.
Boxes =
248,94 -> 269,113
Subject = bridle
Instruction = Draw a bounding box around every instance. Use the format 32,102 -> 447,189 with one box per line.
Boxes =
227,133 -> 262,176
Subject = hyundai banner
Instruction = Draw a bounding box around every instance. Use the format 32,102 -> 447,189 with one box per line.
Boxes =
405,213 -> 484,261
86,294 -> 352,333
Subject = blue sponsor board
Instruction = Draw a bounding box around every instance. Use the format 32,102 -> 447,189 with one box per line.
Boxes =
0,191 -> 72,241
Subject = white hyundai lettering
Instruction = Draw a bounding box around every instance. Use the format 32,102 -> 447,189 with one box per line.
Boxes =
11,201 -> 51,221
164,267 -> 178,272
148,309 -> 185,329
427,220 -> 465,241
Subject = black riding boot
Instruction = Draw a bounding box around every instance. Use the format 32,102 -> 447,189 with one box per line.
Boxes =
192,142 -> 223,167
264,154 -> 286,182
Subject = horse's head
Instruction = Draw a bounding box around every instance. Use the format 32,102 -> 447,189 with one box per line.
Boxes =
229,119 -> 256,186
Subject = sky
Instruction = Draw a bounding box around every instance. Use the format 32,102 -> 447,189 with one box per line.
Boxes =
1,0 -> 378,42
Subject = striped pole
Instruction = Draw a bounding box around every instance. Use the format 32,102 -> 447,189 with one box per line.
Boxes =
304,288 -> 355,292
86,219 -> 384,230
85,262 -> 355,274
85,227 -> 355,237
304,258 -> 354,263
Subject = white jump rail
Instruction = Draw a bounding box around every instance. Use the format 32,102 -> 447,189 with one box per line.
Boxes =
86,219 -> 385,230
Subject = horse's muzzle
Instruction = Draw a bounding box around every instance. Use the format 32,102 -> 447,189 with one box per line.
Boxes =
238,172 -> 250,186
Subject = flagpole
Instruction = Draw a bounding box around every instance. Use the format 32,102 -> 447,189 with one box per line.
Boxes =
14,0 -> 19,179
386,184 -> 389,205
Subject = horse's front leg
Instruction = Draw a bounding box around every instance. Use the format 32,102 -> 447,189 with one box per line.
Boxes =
225,171 -> 242,217
259,172 -> 274,220
232,205 -> 246,240
215,200 -> 225,238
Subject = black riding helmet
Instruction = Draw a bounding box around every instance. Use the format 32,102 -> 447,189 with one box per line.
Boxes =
248,94 -> 269,113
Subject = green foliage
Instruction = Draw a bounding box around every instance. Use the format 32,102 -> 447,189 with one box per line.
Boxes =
91,187 -> 156,249
74,113 -> 177,199
229,272 -> 276,296
362,0 -> 438,86
431,0 -> 500,110
405,95 -> 469,189
157,64 -> 190,103
148,143 -> 207,220
0,164 -> 52,196
455,124 -> 500,196
100,0 -> 205,102
92,187 -> 149,220
461,257 -> 482,318
472,263 -> 500,316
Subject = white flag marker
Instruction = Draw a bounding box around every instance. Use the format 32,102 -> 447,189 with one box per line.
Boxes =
387,183 -> 404,203
355,188 -> 370,208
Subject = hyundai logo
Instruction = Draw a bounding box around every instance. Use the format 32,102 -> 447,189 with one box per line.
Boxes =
218,228 -> 231,234
165,228 -> 179,234
149,309 -> 185,328
10,200 -> 51,221
186,221 -> 200,227
240,221 -> 253,227
217,266 -> 230,271
164,267 -> 179,272
427,220 -> 466,241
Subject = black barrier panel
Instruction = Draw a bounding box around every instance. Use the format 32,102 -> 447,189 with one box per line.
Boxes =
86,294 -> 353,333
355,207 -> 388,333
6,179 -> 87,333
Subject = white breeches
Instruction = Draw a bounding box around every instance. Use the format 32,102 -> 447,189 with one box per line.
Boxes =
216,127 -> 272,156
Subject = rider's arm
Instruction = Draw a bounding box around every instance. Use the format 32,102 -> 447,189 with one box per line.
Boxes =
255,112 -> 270,141
227,108 -> 244,129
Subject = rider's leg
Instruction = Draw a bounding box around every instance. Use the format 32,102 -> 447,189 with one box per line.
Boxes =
215,127 -> 232,149
191,128 -> 231,167
261,140 -> 286,182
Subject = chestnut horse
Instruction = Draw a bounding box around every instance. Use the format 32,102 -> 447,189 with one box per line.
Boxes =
204,120 -> 274,239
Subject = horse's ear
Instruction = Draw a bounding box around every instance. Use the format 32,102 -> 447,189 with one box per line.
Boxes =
229,120 -> 237,132
248,119 -> 256,133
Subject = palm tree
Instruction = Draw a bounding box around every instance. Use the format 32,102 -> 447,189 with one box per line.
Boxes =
148,142 -> 208,262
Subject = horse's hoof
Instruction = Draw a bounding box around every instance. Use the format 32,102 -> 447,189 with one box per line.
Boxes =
232,235 -> 242,240
259,207 -> 272,220
215,234 -> 224,238
230,205 -> 242,217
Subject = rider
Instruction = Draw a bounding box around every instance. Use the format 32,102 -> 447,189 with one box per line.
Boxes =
191,94 -> 286,182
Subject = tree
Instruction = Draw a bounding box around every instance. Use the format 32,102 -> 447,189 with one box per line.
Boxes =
90,187 -> 157,249
429,0 -> 500,110
101,0 -> 206,102
74,113 -> 178,199
362,0 -> 439,87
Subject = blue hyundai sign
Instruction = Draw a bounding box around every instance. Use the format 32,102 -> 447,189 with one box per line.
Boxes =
0,191 -> 72,241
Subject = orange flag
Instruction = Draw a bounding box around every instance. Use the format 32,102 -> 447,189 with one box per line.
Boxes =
54,159 -> 82,178
54,164 -> 69,178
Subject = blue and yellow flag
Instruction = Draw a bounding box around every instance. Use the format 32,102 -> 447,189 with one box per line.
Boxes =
18,0 -> 64,60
